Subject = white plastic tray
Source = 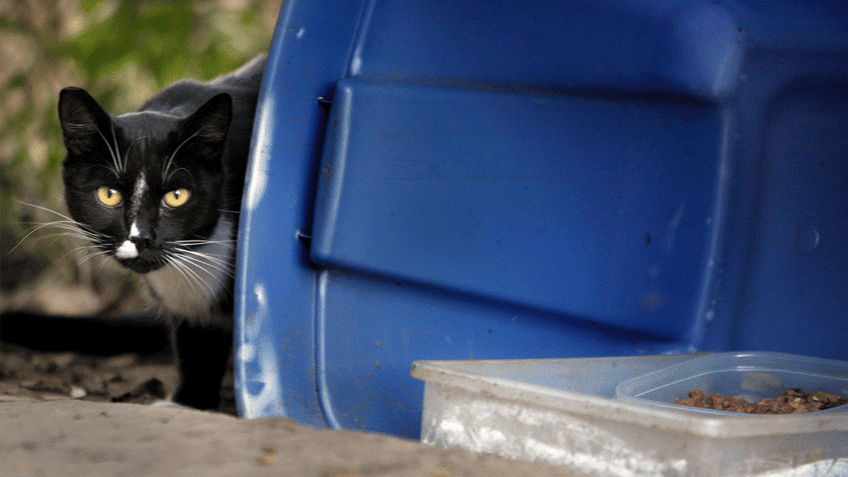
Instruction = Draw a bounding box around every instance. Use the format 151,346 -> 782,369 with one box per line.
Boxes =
411,355 -> 848,477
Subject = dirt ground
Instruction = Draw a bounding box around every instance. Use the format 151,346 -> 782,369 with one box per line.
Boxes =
0,319 -> 580,477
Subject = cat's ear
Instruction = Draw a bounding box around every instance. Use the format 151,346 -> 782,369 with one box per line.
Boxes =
58,87 -> 113,156
183,93 -> 232,154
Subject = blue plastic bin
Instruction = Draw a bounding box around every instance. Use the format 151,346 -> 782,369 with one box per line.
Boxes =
235,0 -> 848,437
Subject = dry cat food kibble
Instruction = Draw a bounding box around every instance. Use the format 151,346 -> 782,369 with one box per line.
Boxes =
675,388 -> 848,414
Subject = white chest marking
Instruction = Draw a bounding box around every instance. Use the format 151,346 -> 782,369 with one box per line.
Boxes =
144,216 -> 235,327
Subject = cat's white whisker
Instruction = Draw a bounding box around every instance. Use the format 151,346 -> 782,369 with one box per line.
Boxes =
126,136 -> 147,161
165,167 -> 194,185
189,255 -> 232,272
173,251 -> 217,282
24,231 -> 100,251
163,129 -> 203,182
173,248 -> 228,265
110,122 -> 126,173
92,254 -> 112,273
120,135 -> 148,178
172,239 -> 237,246
12,201 -> 123,278
171,236 -> 236,246
61,121 -> 119,177
146,218 -> 237,317
170,253 -> 229,282
13,200 -> 77,223
171,249 -> 234,280
23,218 -> 98,234
67,242 -> 105,256
161,255 -> 203,296
93,124 -> 121,178
72,246 -> 112,267
164,253 -> 217,298
11,210 -> 103,254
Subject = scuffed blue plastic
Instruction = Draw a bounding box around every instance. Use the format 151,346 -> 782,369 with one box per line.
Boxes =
235,0 -> 848,437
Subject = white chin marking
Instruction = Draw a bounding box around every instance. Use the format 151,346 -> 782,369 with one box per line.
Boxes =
115,240 -> 139,259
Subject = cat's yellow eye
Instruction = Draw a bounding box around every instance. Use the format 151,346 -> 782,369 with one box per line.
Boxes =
162,188 -> 191,208
96,186 -> 123,207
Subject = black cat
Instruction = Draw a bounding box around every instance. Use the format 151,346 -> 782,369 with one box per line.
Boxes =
57,54 -> 265,409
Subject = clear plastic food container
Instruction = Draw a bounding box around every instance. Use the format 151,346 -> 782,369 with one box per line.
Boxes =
413,355 -> 848,477
615,352 -> 848,415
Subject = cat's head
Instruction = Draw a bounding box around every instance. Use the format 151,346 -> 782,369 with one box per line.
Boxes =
58,87 -> 232,274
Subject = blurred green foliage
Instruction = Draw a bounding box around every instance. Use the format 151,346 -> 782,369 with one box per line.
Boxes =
62,0 -> 274,111
0,0 -> 280,313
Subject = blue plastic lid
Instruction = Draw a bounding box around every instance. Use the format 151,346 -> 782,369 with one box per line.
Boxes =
616,352 -> 848,415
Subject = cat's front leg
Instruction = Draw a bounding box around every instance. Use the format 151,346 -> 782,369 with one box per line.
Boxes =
170,317 -> 232,410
